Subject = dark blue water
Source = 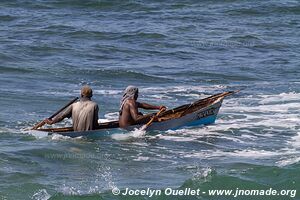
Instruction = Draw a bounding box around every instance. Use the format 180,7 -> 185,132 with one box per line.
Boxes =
0,0 -> 299,199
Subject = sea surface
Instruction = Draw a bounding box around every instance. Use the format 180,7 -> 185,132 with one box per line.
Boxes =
0,0 -> 300,199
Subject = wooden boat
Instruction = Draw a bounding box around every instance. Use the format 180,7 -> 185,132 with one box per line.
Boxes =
36,91 -> 236,138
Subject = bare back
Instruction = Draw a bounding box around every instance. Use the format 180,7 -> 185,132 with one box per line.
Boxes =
119,99 -> 141,128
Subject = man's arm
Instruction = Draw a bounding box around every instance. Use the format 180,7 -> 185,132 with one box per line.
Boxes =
129,102 -> 144,122
44,105 -> 73,125
137,102 -> 166,110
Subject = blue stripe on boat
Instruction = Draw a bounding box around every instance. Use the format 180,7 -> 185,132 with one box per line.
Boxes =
171,115 -> 217,130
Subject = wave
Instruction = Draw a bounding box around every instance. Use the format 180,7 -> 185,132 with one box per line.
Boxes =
272,5 -> 300,15
0,15 -> 18,22
70,68 -> 173,83
227,35 -> 261,41
119,31 -> 167,40
226,7 -> 266,16
111,128 -> 146,141
38,0 -> 118,9
31,189 -> 51,200
47,0 -> 150,11
63,30 -> 168,42
177,70 -> 261,82
181,164 -> 300,194
225,3 -> 300,16
44,163 -> 299,199
154,91 -> 300,165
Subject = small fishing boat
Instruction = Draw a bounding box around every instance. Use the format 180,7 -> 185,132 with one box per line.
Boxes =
35,91 -> 236,138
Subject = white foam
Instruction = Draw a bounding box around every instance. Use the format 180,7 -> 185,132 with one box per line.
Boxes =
153,91 -> 300,168
56,166 -> 117,195
93,89 -> 121,95
231,103 -> 300,114
98,166 -> 117,191
104,112 -> 119,121
111,128 -> 146,141
31,189 -> 51,200
166,128 -> 247,144
88,186 -> 100,194
148,94 -> 174,100
192,167 -> 213,180
228,149 -> 281,158
50,133 -> 73,141
133,156 -> 150,161
158,135 -> 196,142
184,149 -> 284,160
276,157 -> 300,167
61,184 -> 81,195
289,132 -> 300,148
259,92 -> 300,104
140,85 -> 228,97
219,92 -> 300,132
0,127 -> 20,134
22,129 -> 48,139
155,90 -> 300,151
276,139 -> 300,166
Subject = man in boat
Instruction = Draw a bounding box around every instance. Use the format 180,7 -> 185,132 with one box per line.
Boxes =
44,85 -> 99,131
119,85 -> 166,128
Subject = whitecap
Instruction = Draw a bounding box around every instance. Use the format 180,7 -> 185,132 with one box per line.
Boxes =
50,133 -> 73,140
276,156 -> 300,167
111,128 -> 146,141
21,129 -> 48,139
93,89 -> 122,95
31,189 -> 51,200
133,156 -> 150,161
60,184 -> 81,195
192,167 -> 213,180
289,132 -> 300,148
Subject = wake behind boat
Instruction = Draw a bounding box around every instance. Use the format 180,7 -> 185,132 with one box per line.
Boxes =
34,91 -> 237,138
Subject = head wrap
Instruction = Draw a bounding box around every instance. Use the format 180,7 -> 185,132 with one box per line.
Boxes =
119,85 -> 138,115
81,85 -> 93,98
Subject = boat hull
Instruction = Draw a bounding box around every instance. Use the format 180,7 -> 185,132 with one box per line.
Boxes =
130,99 -> 222,131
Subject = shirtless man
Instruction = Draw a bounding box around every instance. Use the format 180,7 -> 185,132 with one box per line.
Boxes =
119,85 -> 166,128
44,85 -> 99,131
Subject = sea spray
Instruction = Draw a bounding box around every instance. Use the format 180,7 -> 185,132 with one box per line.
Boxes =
111,128 -> 146,141
31,189 -> 51,200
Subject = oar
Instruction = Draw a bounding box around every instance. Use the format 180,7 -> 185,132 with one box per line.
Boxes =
140,108 -> 166,131
32,97 -> 79,130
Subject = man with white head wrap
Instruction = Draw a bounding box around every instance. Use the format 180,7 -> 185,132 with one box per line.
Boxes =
119,85 -> 138,115
119,85 -> 166,128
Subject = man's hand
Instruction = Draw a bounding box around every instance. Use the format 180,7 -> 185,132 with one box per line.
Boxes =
159,105 -> 167,111
151,106 -> 166,122
151,114 -> 159,121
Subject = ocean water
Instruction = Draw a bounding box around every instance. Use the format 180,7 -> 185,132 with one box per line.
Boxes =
0,0 -> 299,199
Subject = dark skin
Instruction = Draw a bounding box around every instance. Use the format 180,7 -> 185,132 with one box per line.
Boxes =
119,94 -> 166,128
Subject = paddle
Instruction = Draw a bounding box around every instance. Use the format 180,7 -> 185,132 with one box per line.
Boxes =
31,97 -> 79,130
140,108 -> 166,131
